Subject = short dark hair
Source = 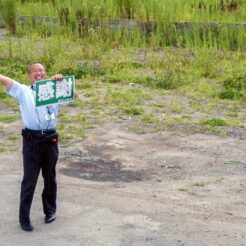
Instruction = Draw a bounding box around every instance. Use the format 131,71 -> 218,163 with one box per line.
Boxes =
27,63 -> 45,74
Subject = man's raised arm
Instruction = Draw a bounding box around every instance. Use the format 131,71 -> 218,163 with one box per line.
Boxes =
0,74 -> 13,90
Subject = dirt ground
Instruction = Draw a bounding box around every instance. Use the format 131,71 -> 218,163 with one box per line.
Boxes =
0,27 -> 246,246
0,117 -> 246,246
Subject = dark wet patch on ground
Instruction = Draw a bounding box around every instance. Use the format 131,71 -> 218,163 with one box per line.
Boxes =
60,149 -> 147,182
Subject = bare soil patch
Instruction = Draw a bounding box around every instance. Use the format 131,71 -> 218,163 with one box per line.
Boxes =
0,27 -> 245,245
1,116 -> 245,245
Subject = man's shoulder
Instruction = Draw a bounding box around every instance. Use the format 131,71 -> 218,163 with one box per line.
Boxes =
7,80 -> 30,98
12,80 -> 30,90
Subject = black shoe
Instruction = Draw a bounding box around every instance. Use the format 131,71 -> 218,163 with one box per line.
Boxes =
45,213 -> 56,224
20,222 -> 33,232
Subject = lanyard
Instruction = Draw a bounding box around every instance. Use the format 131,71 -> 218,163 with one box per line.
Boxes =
31,85 -> 53,114
31,85 -> 54,129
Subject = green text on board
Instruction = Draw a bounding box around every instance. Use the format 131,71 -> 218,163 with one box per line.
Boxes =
35,75 -> 75,107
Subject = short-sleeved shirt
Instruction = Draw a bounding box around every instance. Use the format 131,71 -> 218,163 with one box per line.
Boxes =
6,81 -> 59,130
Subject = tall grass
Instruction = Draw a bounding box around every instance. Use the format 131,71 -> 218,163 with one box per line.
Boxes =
13,1 -> 246,50
0,0 -> 245,77
15,0 -> 246,22
0,0 -> 16,33
0,0 -> 245,50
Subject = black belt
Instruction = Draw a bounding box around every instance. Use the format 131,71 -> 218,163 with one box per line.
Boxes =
23,128 -> 56,136
22,128 -> 58,142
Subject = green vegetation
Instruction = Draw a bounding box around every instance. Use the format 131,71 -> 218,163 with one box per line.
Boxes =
192,182 -> 205,187
0,147 -> 7,152
0,0 -> 16,34
178,187 -> 201,197
202,118 -> 228,127
178,180 -> 209,197
0,114 -> 18,123
219,75 -> 246,99
0,0 -> 245,142
10,0 -> 246,23
0,0 -> 245,50
7,135 -> 19,141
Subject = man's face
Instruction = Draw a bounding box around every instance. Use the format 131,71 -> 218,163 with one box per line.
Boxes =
28,63 -> 46,84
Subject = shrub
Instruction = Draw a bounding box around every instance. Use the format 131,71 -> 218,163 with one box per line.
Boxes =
58,63 -> 105,79
102,75 -> 121,84
0,115 -> 18,123
123,106 -> 143,115
218,88 -> 241,99
0,59 -> 28,82
219,74 -> 246,100
146,71 -> 179,90
223,75 -> 246,91
0,87 -> 8,99
202,118 -> 227,126
0,0 -> 16,34
150,76 -> 175,89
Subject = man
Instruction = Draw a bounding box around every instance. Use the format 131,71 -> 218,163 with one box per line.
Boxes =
0,63 -> 75,232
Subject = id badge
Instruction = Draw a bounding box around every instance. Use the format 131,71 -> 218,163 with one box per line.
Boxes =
50,113 -> 56,120
45,114 -> 51,121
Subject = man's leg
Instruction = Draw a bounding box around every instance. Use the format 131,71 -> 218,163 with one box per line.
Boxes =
41,142 -> 58,219
19,138 -> 41,227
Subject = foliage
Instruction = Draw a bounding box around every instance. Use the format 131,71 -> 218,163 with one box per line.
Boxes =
223,75 -> 246,91
58,63 -> 105,79
0,59 -> 28,83
102,75 -> 121,84
0,0 -> 16,33
0,147 -> 7,152
123,106 -> 143,115
0,86 -> 8,99
219,74 -> 246,99
0,33 -> 245,137
202,118 -> 227,127
0,114 -> 18,123
218,88 -> 240,99
2,0 -> 244,50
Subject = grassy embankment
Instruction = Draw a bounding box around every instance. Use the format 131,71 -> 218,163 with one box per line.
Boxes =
0,0 -> 245,148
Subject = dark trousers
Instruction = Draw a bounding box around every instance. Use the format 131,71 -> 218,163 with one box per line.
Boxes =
19,135 -> 58,225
